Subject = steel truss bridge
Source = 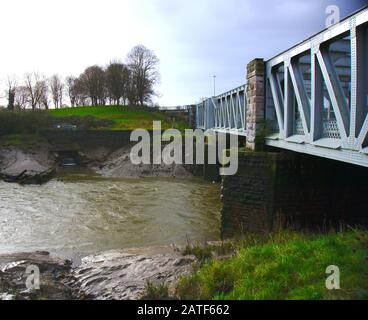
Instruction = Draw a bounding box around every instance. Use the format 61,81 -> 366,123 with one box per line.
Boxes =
196,85 -> 247,135
195,6 -> 368,168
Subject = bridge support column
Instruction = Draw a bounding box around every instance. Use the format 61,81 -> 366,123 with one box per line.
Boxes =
187,105 -> 197,129
246,59 -> 265,151
203,140 -> 220,182
221,150 -> 368,238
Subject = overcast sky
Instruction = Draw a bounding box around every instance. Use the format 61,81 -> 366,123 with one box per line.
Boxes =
0,0 -> 367,106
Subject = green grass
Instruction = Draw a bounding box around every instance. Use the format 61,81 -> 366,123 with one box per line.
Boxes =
183,241 -> 236,265
175,230 -> 368,300
140,281 -> 170,300
0,134 -> 47,147
48,105 -> 189,130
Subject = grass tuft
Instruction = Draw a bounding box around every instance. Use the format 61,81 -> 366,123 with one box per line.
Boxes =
140,281 -> 170,300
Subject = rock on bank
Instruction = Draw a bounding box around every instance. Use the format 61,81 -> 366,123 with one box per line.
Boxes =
0,144 -> 56,184
68,246 -> 195,300
0,246 -> 195,300
88,144 -> 193,178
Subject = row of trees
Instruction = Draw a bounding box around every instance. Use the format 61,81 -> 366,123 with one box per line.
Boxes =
5,45 -> 160,110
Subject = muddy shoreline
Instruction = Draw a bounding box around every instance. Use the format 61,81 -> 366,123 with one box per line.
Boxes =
0,245 -> 198,300
0,141 -> 195,184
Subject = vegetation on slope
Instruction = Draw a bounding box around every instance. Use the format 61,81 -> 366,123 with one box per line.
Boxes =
48,105 -> 189,130
0,110 -> 49,136
175,230 -> 368,300
0,106 -> 189,146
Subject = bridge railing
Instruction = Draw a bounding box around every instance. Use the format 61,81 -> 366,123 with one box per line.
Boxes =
264,6 -> 368,167
196,84 -> 247,135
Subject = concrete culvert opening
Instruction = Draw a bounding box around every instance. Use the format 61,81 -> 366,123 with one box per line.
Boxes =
57,151 -> 81,167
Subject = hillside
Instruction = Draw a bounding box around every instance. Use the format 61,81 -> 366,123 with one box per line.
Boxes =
48,105 -> 189,130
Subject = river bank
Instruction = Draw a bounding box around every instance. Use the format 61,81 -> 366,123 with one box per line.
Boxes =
2,230 -> 367,300
0,137 -> 195,184
0,141 -> 56,184
0,244 -> 199,300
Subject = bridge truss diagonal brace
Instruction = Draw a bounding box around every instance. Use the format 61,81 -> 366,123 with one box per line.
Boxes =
240,91 -> 246,130
358,114 -> 368,148
234,92 -> 240,129
219,99 -> 224,128
316,47 -> 350,143
211,97 -> 219,128
223,99 -> 228,128
230,94 -> 236,129
220,98 -> 226,129
268,70 -> 285,138
353,20 -> 368,150
310,47 -> 324,142
288,60 -> 311,140
284,59 -> 294,139
225,97 -> 231,129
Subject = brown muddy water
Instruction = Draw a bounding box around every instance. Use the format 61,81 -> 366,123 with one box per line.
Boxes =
0,168 -> 221,263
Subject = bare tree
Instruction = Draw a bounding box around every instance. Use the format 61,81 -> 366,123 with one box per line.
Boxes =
24,72 -> 47,109
49,74 -> 64,109
14,86 -> 29,110
58,81 -> 64,107
127,45 -> 160,106
121,65 -> 131,105
74,77 -> 88,106
36,79 -> 49,109
6,76 -> 17,110
6,44 -> 159,109
105,61 -> 131,105
66,76 -> 77,107
79,66 -> 106,106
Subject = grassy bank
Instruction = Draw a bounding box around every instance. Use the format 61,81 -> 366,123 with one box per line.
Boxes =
175,230 -> 368,300
0,105 -> 188,135
49,105 -> 188,130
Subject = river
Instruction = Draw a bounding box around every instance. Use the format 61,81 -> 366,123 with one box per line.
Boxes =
0,168 -> 221,263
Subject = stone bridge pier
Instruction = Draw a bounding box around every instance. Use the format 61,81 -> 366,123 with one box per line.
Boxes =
221,149 -> 368,237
